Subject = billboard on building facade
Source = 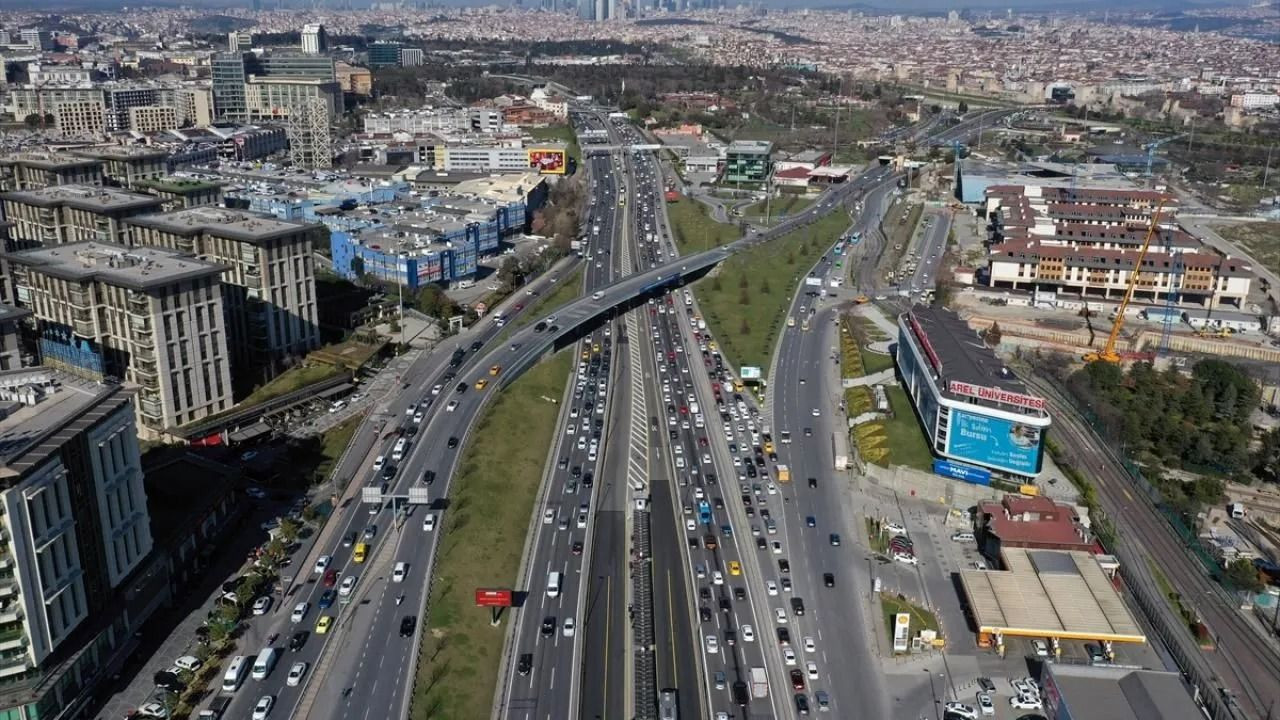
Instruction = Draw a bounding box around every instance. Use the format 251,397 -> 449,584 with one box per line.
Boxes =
946,409 -> 1044,476
528,148 -> 567,175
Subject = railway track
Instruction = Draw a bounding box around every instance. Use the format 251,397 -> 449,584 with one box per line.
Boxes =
1023,372 -> 1280,719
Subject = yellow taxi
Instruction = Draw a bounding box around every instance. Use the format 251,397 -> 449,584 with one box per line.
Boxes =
728,561 -> 742,576
581,349 -> 590,359
474,378 -> 489,390
315,615 -> 334,634
592,343 -> 601,353
489,365 -> 501,376
709,341 -> 718,351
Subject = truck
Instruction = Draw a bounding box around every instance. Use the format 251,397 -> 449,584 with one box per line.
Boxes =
776,464 -> 791,483
750,667 -> 769,698
698,500 -> 712,525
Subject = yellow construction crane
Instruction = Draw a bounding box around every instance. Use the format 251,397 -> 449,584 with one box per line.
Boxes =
1084,201 -> 1166,364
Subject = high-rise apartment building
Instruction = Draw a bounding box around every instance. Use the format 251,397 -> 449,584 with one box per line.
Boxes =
0,367 -> 158,718
0,185 -> 164,249
53,100 -> 106,138
367,42 -> 402,69
227,31 -> 253,52
399,48 -> 424,67
6,242 -> 233,435
20,29 -> 52,51
125,208 -> 320,381
0,153 -> 104,193
176,86 -> 214,128
75,147 -> 168,190
128,105 -> 179,133
301,23 -> 328,55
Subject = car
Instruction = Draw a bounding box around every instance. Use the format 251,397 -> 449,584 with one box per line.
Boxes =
343,531 -> 357,547
474,379 -> 488,390
741,624 -> 755,642
885,521 -> 907,535
314,555 -> 332,573
290,602 -> 309,623
399,615 -> 416,637
823,572 -> 835,587
766,580 -> 778,595
944,702 -> 979,720
1010,695 -> 1043,710
413,411 -> 424,424
430,384 -> 442,395
772,541 -> 783,555
803,635 -> 816,652
447,436 -> 459,449
704,634 -> 719,654
1032,639 -> 1049,657
338,574 -> 357,596
1012,678 -> 1040,699
541,617 -> 556,636
445,400 -> 458,412
806,660 -> 819,679
775,607 -> 788,624
977,692 -> 995,716
711,571 -> 724,585
286,662 -> 308,687
289,631 -> 308,651
728,561 -> 741,576
571,540 -> 583,555
544,509 -> 555,524
811,408 -> 820,417
790,597 -> 805,616
805,515 -> 816,528
372,455 -> 386,471
315,615 -> 333,634
829,533 -> 841,546
699,605 -> 712,622
778,559 -> 790,573
363,524 -> 378,540
137,702 -> 168,718
791,668 -> 806,691
317,590 -> 336,609
252,696 -> 274,720
893,552 -> 919,566
977,677 -> 996,693
783,647 -> 797,665
563,618 -> 576,637
815,689 -> 831,712
252,596 -> 272,615
392,562 -> 408,583
173,655 -> 202,672
795,693 -> 811,715
517,653 -> 533,675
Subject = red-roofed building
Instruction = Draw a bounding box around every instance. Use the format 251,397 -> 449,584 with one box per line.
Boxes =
977,494 -> 1092,563
773,166 -> 813,188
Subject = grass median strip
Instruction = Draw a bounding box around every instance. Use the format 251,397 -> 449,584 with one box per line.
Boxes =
409,351 -> 573,720
667,196 -> 742,254
693,208 -> 851,375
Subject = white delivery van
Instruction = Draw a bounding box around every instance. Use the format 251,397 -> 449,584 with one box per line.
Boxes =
222,655 -> 250,692
547,571 -> 562,598
251,648 -> 278,681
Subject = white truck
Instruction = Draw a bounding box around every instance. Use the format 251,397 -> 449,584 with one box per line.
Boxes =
750,666 -> 769,698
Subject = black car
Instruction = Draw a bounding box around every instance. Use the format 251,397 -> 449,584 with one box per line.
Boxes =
399,615 -> 416,638
824,573 -> 835,587
571,540 -> 583,555
705,473 -> 717,485
698,587 -> 711,601
779,559 -> 791,574
571,465 -> 582,478
756,537 -> 767,550
447,436 -> 459,449
534,322 -> 547,333
154,670 -> 184,692
777,627 -> 791,645
541,617 -> 556,636
808,477 -> 818,488
582,473 -> 594,488
470,340 -> 482,352
734,587 -> 746,601
699,606 -> 712,622
790,597 -> 805,616
455,382 -> 468,393
719,596 -> 731,611
421,470 -> 436,485
382,463 -> 397,480
795,692 -> 811,715
343,531 -> 357,547
289,631 -> 308,651
732,681 -> 750,706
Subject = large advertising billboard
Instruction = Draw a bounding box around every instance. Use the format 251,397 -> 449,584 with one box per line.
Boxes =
945,409 -> 1044,477
528,148 -> 567,175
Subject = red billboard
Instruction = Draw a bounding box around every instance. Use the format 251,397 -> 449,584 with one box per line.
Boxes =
528,148 -> 567,175
475,588 -> 514,607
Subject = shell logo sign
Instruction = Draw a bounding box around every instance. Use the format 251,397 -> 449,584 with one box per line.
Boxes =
528,148 -> 567,175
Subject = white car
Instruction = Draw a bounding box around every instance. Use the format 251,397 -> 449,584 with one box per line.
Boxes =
445,400 -> 458,412
884,521 -> 907,535
803,636 -> 816,653
1010,695 -> 1043,711
290,602 -> 309,623
944,702 -> 978,720
772,541 -> 783,555
313,555 -> 332,574
741,624 -> 755,642
430,384 -> 442,395
252,596 -> 271,616
543,509 -> 555,525
173,655 -> 202,672
413,412 -> 424,424
767,482 -> 777,495
392,562 -> 408,583
775,608 -> 788,624
783,647 -> 797,665
705,635 -> 719,654
811,408 -> 820,417
685,518 -> 696,532
423,514 -> 436,532
766,580 -> 778,596
977,692 -> 995,716
338,574 -> 358,597
711,571 -> 724,586
286,662 -> 308,687
893,552 -> 919,566
1012,678 -> 1039,699
372,455 -> 386,471
806,661 -> 819,679
137,703 -> 167,718
563,618 -> 576,637
1032,639 -> 1049,657
252,695 -> 274,720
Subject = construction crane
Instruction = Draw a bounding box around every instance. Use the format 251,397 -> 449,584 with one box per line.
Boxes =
1144,134 -> 1187,179
1084,201 -> 1166,364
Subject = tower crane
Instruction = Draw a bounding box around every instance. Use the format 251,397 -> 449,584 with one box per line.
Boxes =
1084,201 -> 1166,364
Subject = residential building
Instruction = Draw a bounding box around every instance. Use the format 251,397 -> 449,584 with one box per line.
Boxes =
75,147 -> 168,190
244,76 -> 344,122
0,367 -> 165,719
1229,92 -> 1279,109
400,48 -> 424,67
0,185 -> 164,249
134,178 -> 225,213
128,105 -> 178,133
2,86 -> 101,128
5,242 -> 233,435
0,153 -> 104,193
227,31 -> 252,52
368,42 -> 402,69
176,86 -> 214,128
724,140 -> 773,183
335,62 -> 372,96
53,100 -> 106,138
301,23 -> 328,55
0,305 -> 31,370
19,28 -> 52,51
125,208 -> 320,381
102,86 -> 162,133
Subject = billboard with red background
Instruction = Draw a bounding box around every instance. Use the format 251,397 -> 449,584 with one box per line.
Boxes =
528,148 -> 567,175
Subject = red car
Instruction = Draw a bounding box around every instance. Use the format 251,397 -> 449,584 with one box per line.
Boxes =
790,669 -> 806,691
514,303 -> 524,312
323,569 -> 338,588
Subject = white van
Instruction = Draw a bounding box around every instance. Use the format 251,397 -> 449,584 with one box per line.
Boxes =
251,647 -> 278,681
950,531 -> 976,542
222,655 -> 250,692
592,291 -> 605,301
547,571 -> 562,598
392,438 -> 407,461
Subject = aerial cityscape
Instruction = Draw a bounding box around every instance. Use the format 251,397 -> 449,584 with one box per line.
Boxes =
0,1 -> 1277,720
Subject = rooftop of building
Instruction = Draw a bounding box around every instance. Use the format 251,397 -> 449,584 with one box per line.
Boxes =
958,158 -> 1136,191
125,206 -> 314,244
134,176 -> 226,195
6,241 -> 226,290
902,305 -> 1045,407
0,151 -> 103,170
989,238 -> 1253,278
1045,665 -> 1202,720
727,139 -> 773,154
979,494 -> 1090,548
450,170 -> 544,204
0,304 -> 31,325
959,548 -> 1145,642
1,184 -> 164,213
0,368 -> 131,479
412,169 -> 505,186
75,146 -> 169,162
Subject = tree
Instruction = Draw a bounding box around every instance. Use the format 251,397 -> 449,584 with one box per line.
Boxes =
739,317 -> 750,335
983,321 -> 1002,346
957,100 -> 969,115
739,288 -> 750,306
23,113 -> 41,129
278,517 -> 301,544
738,275 -> 749,290
1224,558 -> 1263,593
349,255 -> 365,278
760,278 -> 771,294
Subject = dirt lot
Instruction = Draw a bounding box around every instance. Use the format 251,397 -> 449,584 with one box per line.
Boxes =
1216,221 -> 1280,278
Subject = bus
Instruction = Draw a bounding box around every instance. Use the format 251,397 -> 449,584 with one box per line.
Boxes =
659,689 -> 678,720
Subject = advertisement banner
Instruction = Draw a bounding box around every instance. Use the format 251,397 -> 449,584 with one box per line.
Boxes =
528,148 -> 567,175
946,409 -> 1043,476
933,459 -> 992,485
739,366 -> 762,380
947,380 -> 1046,412
893,613 -> 911,653
474,589 -> 514,607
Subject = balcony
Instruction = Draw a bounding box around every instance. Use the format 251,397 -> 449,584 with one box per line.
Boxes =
0,652 -> 30,679
0,606 -> 22,626
71,318 -> 95,337
243,269 -> 262,289
68,289 -> 91,309
134,346 -> 155,363
138,395 -> 164,419
126,294 -> 149,317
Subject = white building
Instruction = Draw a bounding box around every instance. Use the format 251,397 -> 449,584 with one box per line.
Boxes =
301,23 -> 327,55
1230,92 -> 1280,109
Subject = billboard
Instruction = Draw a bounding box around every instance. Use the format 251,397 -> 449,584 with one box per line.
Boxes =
946,409 -> 1044,477
739,366 -> 762,380
893,613 -> 911,653
528,148 -> 567,175
947,380 -> 1046,412
933,459 -> 991,485
474,589 -> 514,607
